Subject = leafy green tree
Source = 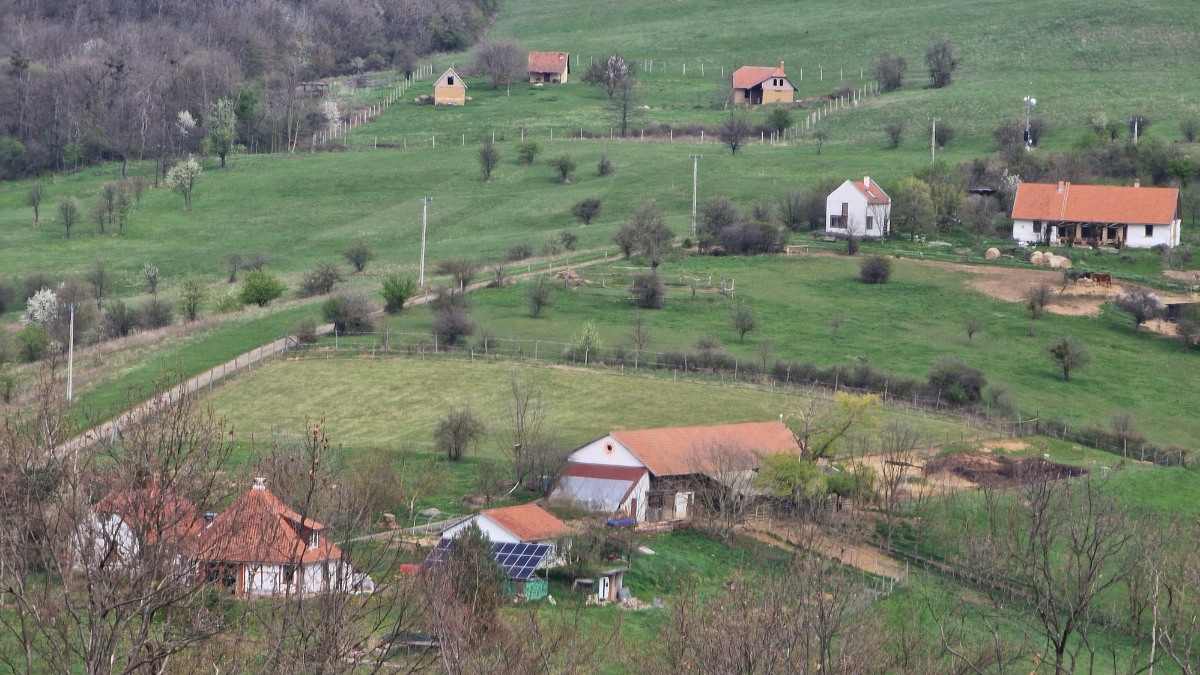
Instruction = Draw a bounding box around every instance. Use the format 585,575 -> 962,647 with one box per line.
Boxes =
238,269 -> 286,306
548,155 -> 576,183
178,276 -> 210,322
1046,336 -> 1091,381
204,98 -> 237,168
1166,156 -> 1199,188
766,106 -> 793,135
516,140 -> 541,165
16,324 -> 51,362
571,198 -> 601,225
757,454 -> 826,505
380,274 -> 418,313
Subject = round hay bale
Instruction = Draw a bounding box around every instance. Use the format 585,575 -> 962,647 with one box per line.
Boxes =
1048,255 -> 1064,269
1030,251 -> 1044,262
1059,257 -> 1073,269
1031,253 -> 1048,266
985,248 -> 1001,259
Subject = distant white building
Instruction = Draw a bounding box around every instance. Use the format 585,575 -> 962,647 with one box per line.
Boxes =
826,177 -> 891,237
441,503 -> 572,568
1011,181 -> 1181,249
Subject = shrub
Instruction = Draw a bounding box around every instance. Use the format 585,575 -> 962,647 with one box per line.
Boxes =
138,299 -> 174,330
1181,117 -> 1200,143
507,243 -> 535,261
436,256 -> 482,290
982,384 -> 1017,418
294,318 -> 320,345
548,155 -> 576,183
929,357 -> 986,404
343,240 -> 375,273
428,286 -> 468,312
559,230 -> 578,251
17,324 -> 51,362
380,274 -> 418,314
859,255 -> 893,284
212,290 -> 245,314
571,198 -> 601,226
322,293 -> 375,333
238,269 -> 286,306
178,276 -> 209,322
934,123 -> 957,148
527,277 -> 556,317
630,272 -> 665,309
567,321 -> 604,362
0,281 -> 15,315
516,140 -> 541,165
434,407 -> 487,461
874,52 -> 907,92
299,263 -> 347,297
102,300 -> 140,338
21,272 -> 54,303
432,306 -> 476,346
884,122 -> 905,149
597,153 -> 613,177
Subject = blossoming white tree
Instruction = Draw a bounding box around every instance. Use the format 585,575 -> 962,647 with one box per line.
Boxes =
166,156 -> 203,211
21,288 -> 59,326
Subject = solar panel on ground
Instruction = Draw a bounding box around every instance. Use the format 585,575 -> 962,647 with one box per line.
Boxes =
424,540 -> 550,580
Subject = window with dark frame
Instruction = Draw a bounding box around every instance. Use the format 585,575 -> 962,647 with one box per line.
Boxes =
866,216 -> 874,230
1145,225 -> 1154,237
1033,221 -> 1042,233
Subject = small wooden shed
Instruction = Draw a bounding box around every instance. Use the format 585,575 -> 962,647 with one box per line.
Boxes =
433,68 -> 466,105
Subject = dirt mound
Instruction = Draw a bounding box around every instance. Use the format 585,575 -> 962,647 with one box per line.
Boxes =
924,451 -> 1087,489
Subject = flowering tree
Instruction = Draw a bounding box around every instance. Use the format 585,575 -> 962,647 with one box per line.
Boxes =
21,288 -> 59,326
321,101 -> 341,135
165,156 -> 203,211
175,110 -> 196,137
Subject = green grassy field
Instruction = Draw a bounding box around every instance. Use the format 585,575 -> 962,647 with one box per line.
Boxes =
309,254 -> 1200,447
204,357 -> 968,453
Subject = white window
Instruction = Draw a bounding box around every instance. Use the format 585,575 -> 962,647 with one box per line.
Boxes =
309,531 -> 318,549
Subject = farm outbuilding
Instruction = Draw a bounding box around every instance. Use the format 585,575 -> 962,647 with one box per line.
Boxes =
826,176 -> 891,237
433,68 -> 467,105
528,51 -> 569,83
732,62 -> 795,105
548,421 -> 800,525
440,502 -> 572,568
1011,181 -> 1181,248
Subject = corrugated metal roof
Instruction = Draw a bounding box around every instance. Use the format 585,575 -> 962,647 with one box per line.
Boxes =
528,51 -> 568,74
551,463 -> 647,513
1012,182 -> 1178,225
611,421 -> 799,477
481,503 -> 571,542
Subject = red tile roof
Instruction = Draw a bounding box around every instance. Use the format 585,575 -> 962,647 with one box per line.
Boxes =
852,180 -> 890,204
611,421 -> 799,476
528,51 -> 568,74
195,482 -> 341,565
481,503 -> 572,542
95,483 -> 202,548
732,63 -> 790,90
1012,182 -> 1179,225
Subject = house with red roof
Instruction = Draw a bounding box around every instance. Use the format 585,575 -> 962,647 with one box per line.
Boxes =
548,421 -> 800,524
194,478 -> 373,597
732,62 -> 795,105
86,479 -> 202,570
826,176 -> 891,237
1011,181 -> 1181,248
528,51 -> 569,84
440,503 -> 572,568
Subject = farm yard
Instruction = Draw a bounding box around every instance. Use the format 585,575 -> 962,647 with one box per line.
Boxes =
1,0 -> 1200,671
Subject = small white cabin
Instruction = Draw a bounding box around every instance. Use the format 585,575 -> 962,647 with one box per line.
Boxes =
826,177 -> 891,237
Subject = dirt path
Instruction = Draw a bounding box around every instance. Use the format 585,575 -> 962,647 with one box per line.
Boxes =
741,521 -> 906,578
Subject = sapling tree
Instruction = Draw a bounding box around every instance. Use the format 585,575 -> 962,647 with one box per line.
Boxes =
205,97 -> 236,167
165,156 -> 202,211
571,198 -> 601,225
1046,335 -> 1091,381
729,304 -> 759,343
478,142 -> 500,181
24,182 -> 44,224
57,195 -> 80,238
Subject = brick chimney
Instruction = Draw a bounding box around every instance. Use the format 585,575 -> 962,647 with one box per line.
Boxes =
780,61 -> 785,72
1134,178 -> 1140,188
1057,181 -> 1065,193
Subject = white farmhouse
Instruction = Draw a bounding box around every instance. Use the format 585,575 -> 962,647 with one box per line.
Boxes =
1011,181 -> 1181,249
548,421 -> 800,525
440,502 -> 572,568
826,177 -> 891,237
85,481 -> 201,571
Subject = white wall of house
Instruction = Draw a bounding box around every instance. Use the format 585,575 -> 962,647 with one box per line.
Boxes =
1013,218 -> 1181,248
442,513 -> 522,544
825,181 -> 889,236
626,473 -> 650,522
242,560 -> 372,596
567,435 -> 645,468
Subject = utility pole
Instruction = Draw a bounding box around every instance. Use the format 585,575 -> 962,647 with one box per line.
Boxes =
1023,96 -> 1037,151
688,155 -> 702,237
419,198 -> 432,287
65,303 -> 78,404
927,117 -> 940,165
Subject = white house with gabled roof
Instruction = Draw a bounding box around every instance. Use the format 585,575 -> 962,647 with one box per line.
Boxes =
826,176 -> 891,237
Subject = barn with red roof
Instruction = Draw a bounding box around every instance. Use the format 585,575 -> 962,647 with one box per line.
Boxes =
1011,180 -> 1181,248
528,51 -> 569,83
732,62 -> 795,105
548,421 -> 800,524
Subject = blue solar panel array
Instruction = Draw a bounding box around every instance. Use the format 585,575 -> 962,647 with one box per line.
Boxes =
424,540 -> 550,580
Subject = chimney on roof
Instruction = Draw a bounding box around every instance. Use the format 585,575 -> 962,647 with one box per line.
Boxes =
780,61 -> 785,71
1057,181 -> 1064,193
252,477 -> 266,490
1134,178 -> 1140,188
864,176 -> 870,189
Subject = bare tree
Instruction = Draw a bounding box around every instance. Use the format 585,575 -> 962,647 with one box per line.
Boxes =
24,182 -> 44,225
58,195 -> 80,238
874,52 -> 908,92
721,107 -> 752,154
606,80 -> 643,137
964,194 -> 999,241
629,309 -> 652,356
925,40 -> 959,88
687,440 -> 759,541
527,277 -> 556,317
1046,335 -> 1091,381
811,128 -> 829,155
885,122 -> 905,149
1115,290 -> 1166,333
729,304 -> 759,343
437,256 -> 483,291
478,142 -> 500,182
85,259 -> 116,311
501,373 -> 547,485
582,53 -> 636,99
876,419 -> 921,552
964,316 -> 984,345
1023,282 -> 1053,335
434,406 -> 487,461
472,39 -> 525,95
